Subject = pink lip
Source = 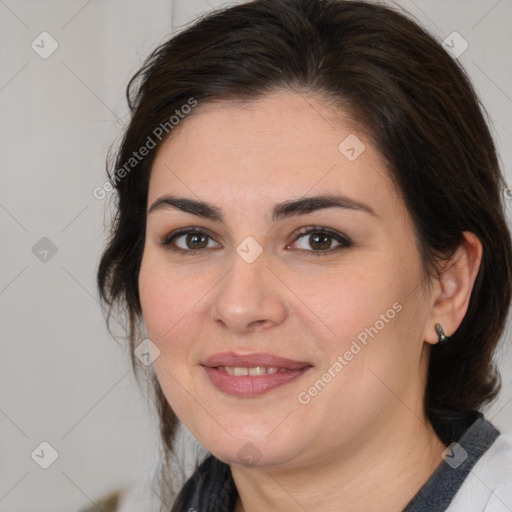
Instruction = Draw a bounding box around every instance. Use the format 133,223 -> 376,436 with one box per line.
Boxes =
201,352 -> 312,397
202,352 -> 311,370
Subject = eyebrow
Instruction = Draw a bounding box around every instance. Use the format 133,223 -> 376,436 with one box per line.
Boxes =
148,193 -> 379,221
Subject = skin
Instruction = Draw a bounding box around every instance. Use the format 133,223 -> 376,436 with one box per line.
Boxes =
138,90 -> 482,511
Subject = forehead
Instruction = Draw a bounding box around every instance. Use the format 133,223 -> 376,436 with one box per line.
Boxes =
148,91 -> 398,217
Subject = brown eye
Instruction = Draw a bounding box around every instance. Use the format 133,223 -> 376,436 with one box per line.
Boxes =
289,226 -> 352,255
160,228 -> 221,254
183,232 -> 209,249
309,233 -> 333,250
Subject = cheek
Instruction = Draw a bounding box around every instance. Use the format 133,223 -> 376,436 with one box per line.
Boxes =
138,252 -> 200,350
138,254 -> 204,425
304,258 -> 422,382
296,264 -> 398,346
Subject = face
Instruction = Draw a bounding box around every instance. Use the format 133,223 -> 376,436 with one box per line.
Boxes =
138,90 -> 434,469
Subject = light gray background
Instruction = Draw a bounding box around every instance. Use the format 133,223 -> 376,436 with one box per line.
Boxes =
1,1 -> 511,511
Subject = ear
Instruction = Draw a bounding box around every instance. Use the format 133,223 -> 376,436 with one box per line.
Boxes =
423,231 -> 482,345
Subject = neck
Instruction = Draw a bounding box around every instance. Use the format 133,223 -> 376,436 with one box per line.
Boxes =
231,408 -> 446,512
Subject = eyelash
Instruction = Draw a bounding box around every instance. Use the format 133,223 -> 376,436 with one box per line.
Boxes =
158,225 -> 352,257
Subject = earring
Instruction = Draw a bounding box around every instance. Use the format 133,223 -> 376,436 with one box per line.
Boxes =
434,323 -> 448,345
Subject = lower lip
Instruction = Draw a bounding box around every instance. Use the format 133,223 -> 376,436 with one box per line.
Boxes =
203,366 -> 310,397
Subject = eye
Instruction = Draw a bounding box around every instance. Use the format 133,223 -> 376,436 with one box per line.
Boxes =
288,226 -> 352,255
159,228 -> 220,255
158,225 -> 352,257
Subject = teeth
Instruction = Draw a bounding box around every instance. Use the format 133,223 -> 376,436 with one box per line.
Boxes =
221,366 -> 282,376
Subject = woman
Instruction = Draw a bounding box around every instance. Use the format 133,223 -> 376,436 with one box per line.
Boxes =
96,0 -> 512,510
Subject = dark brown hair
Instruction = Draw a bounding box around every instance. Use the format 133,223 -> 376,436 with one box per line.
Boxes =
97,0 -> 512,507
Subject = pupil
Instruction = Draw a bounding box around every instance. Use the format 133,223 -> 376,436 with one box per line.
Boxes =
187,233 -> 207,249
310,233 -> 331,250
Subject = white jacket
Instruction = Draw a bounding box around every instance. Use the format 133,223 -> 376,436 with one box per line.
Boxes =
447,433 -> 512,512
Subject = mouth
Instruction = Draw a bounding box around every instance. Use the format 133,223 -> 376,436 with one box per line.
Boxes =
201,352 -> 313,397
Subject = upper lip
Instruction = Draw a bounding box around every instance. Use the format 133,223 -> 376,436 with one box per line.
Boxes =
202,352 -> 312,370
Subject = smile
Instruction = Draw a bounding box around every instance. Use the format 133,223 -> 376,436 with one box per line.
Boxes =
221,366 -> 281,376
201,352 -> 312,397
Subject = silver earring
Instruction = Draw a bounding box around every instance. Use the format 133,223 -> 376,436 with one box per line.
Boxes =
435,323 -> 448,345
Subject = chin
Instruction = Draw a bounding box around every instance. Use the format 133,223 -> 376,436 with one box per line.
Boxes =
194,417 -> 309,469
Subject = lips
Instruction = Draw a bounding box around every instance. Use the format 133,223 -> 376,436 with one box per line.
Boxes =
202,352 -> 311,370
201,352 -> 312,397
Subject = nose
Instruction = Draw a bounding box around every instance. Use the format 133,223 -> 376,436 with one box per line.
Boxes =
209,246 -> 288,334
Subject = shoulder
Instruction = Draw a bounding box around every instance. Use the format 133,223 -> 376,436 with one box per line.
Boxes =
447,432 -> 512,511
